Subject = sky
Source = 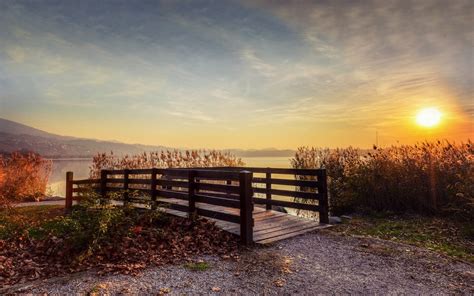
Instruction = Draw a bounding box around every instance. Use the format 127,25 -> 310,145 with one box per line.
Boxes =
0,0 -> 472,149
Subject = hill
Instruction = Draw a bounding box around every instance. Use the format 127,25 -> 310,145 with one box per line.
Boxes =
0,118 -> 295,158
0,118 -> 169,158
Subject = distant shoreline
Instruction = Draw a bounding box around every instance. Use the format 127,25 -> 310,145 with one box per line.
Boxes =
46,158 -> 93,161
46,155 -> 293,161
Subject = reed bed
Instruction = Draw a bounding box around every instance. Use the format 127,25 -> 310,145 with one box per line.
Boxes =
291,140 -> 473,221
89,149 -> 244,178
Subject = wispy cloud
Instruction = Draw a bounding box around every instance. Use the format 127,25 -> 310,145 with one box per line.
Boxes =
240,48 -> 276,77
5,46 -> 26,63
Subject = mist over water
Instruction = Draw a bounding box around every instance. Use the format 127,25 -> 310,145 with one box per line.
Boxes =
47,157 -> 292,197
48,159 -> 92,197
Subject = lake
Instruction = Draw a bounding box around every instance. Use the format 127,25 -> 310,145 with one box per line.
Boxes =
48,156 -> 292,197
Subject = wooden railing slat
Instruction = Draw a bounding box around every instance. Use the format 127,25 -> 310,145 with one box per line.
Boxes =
194,194 -> 241,208
195,191 -> 240,200
157,189 -> 188,200
195,183 -> 240,194
252,177 -> 319,188
253,187 -> 319,200
254,198 -> 320,211
196,208 -> 241,224
72,178 -> 100,185
209,167 -> 324,176
194,170 -> 241,180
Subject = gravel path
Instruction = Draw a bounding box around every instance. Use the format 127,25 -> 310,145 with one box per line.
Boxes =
5,231 -> 473,295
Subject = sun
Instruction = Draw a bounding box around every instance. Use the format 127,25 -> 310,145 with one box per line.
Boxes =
416,107 -> 442,127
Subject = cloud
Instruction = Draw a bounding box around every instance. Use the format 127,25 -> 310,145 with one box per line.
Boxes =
165,107 -> 215,123
245,0 -> 473,122
240,48 -> 276,77
5,46 -> 26,63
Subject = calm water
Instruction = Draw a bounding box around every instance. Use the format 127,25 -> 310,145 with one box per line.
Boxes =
48,159 -> 92,197
48,157 -> 292,196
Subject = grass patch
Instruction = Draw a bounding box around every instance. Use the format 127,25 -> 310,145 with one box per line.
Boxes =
330,214 -> 474,262
184,261 -> 210,271
3,205 -> 64,223
0,205 -> 64,239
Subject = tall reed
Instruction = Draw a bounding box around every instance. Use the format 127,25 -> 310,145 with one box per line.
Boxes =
291,140 -> 473,221
89,149 -> 244,178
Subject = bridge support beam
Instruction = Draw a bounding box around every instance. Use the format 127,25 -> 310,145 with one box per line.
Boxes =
239,171 -> 254,246
65,171 -> 73,213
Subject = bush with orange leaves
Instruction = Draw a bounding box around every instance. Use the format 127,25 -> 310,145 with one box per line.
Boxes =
292,140 -> 474,221
89,150 -> 244,178
0,152 -> 52,206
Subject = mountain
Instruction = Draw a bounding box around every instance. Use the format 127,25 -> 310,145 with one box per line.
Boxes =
0,118 -> 69,139
0,118 -> 295,158
0,118 -> 169,158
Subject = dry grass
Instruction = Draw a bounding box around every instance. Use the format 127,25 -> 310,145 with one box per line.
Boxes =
89,150 -> 244,178
291,140 -> 473,221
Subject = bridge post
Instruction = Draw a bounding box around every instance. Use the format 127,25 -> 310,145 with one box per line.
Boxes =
319,170 -> 329,224
100,170 -> 108,199
123,169 -> 130,205
239,171 -> 254,245
188,170 -> 197,217
151,168 -> 158,210
265,170 -> 272,210
65,171 -> 73,213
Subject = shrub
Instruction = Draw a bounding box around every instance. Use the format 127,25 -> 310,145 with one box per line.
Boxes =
291,140 -> 474,221
0,152 -> 52,206
89,149 -> 244,178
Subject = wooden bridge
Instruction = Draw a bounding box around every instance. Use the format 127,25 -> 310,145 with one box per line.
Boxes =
66,167 -> 330,245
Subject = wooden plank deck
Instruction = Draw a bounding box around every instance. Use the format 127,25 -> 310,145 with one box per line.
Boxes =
156,198 -> 330,244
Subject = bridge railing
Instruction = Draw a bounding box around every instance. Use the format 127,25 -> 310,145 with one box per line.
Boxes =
66,168 -> 254,245
65,166 -> 328,244
201,167 -> 328,223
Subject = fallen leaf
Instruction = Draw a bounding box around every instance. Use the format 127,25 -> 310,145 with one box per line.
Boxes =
158,287 -> 171,294
274,279 -> 285,287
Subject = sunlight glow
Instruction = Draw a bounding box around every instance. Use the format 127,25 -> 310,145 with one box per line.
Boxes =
416,107 -> 442,128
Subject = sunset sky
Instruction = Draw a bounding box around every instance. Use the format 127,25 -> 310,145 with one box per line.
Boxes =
0,0 -> 472,149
